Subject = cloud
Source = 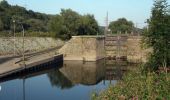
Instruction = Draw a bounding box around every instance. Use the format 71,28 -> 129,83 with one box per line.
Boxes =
0,0 -> 3,2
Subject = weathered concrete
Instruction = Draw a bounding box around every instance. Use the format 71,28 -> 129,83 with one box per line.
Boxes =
127,36 -> 152,63
59,36 -> 105,61
0,51 -> 63,78
59,35 -> 151,62
0,37 -> 64,55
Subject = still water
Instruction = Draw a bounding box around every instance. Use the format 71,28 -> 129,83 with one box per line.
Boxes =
0,59 -> 128,100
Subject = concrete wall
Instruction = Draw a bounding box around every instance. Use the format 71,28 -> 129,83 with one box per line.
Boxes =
127,36 -> 151,63
59,35 -> 151,62
59,36 -> 105,61
0,37 -> 64,55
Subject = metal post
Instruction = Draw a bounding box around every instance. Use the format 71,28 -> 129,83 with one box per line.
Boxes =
23,78 -> 25,100
13,20 -> 16,56
104,12 -> 109,36
117,33 -> 120,59
21,24 -> 25,68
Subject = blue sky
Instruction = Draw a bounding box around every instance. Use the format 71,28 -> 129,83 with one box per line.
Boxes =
6,0 -> 170,28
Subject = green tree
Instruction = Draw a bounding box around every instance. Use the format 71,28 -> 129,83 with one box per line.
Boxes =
109,18 -> 134,34
77,14 -> 99,35
0,0 -> 9,8
0,0 -> 50,33
48,15 -> 67,39
60,9 -> 81,39
143,0 -> 170,71
26,18 -> 46,32
0,0 -> 11,30
48,9 -> 99,40
0,18 -> 3,31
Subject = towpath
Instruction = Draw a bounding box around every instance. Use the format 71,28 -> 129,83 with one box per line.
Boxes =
0,46 -> 62,77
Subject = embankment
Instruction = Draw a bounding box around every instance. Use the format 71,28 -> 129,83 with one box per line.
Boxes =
0,37 -> 64,55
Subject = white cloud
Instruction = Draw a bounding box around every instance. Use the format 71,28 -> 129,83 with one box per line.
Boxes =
0,0 -> 3,2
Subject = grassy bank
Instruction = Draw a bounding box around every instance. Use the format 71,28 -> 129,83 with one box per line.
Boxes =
92,65 -> 170,100
0,31 -> 54,37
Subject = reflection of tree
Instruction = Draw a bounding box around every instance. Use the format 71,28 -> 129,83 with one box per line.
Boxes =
47,69 -> 74,90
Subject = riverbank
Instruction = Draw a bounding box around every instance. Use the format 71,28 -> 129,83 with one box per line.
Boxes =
0,47 -> 63,78
92,65 -> 170,100
0,37 -> 64,55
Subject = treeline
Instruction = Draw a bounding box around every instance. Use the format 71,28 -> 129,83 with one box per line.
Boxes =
0,0 -> 141,40
109,18 -> 134,33
0,0 -> 51,33
0,0 -> 101,39
48,9 -> 100,40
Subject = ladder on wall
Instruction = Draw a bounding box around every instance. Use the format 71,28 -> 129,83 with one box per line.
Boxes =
105,34 -> 128,60
104,34 -> 128,84
103,12 -> 128,84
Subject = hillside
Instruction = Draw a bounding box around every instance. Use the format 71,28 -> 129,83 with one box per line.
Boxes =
0,0 -> 52,33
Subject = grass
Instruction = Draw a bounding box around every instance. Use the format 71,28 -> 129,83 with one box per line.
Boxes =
0,31 -> 54,37
92,65 -> 170,100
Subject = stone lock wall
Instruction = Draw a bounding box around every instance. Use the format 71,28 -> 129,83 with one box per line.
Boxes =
59,35 -> 151,62
59,36 -> 105,61
127,36 -> 152,63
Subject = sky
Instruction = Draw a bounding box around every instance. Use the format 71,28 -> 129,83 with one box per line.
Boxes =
5,0 -> 170,28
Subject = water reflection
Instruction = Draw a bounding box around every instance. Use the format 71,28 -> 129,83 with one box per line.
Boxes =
0,59 -> 132,100
47,60 -> 105,90
61,60 -> 105,85
47,59 -> 128,89
47,69 -> 74,89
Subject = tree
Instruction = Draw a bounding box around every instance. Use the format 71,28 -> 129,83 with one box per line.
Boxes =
26,18 -> 46,32
60,9 -> 81,39
0,0 -> 50,33
0,18 -> 3,31
0,0 -> 9,8
48,15 -> 67,39
109,18 -> 134,34
77,14 -> 99,35
48,9 -> 99,40
143,0 -> 170,71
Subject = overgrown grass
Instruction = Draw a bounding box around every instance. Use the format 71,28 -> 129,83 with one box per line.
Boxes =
0,31 -> 54,37
92,65 -> 170,100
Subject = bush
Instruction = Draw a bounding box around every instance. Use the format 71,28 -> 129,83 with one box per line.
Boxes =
143,0 -> 170,71
92,66 -> 170,100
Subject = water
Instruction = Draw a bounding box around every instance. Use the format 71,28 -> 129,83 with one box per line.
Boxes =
0,59 -> 128,100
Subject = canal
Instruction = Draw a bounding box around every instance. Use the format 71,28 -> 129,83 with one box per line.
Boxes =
0,59 -> 133,100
